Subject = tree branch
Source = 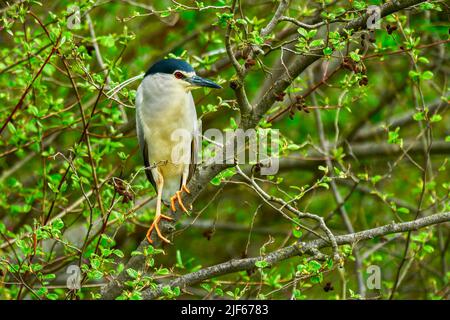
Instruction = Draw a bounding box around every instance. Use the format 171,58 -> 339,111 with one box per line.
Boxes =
141,211 -> 450,299
250,0 -> 426,128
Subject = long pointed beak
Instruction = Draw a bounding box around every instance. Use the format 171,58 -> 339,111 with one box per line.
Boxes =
187,75 -> 222,89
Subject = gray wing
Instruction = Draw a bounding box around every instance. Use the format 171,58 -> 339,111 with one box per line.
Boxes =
187,95 -> 198,184
136,88 -> 157,192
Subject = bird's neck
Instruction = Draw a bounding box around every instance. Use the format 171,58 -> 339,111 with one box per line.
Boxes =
141,74 -> 189,105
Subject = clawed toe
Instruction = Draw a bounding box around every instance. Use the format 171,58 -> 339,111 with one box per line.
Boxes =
182,184 -> 190,194
169,185 -> 190,213
176,191 -> 188,213
146,214 -> 173,244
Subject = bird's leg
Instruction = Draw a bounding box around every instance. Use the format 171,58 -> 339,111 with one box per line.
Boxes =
147,169 -> 173,244
170,168 -> 191,213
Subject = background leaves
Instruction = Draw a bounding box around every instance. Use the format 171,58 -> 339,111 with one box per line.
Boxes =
0,0 -> 449,300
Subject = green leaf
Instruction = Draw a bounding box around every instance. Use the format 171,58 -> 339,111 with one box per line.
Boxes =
216,12 -> 234,28
308,260 -> 322,272
117,151 -> 128,161
310,39 -> 324,47
297,27 -> 308,38
251,31 -> 264,45
430,114 -> 442,123
215,288 -> 224,296
418,57 -> 429,64
90,270 -> 103,280
173,287 -> 181,296
318,182 -> 329,189
130,291 -> 143,300
155,268 -> 170,275
99,35 -> 116,48
308,30 -> 317,38
27,105 -> 39,116
292,226 -> 302,238
176,250 -> 184,268
413,111 -> 424,121
310,275 -> 322,284
408,70 -> 420,80
371,175 -> 382,184
323,47 -> 332,56
200,283 -> 211,292
397,207 -> 410,214
126,268 -> 139,279
7,122 -> 16,134
51,218 -> 64,230
255,260 -> 269,268
352,0 -> 367,10
46,293 -> 59,300
113,249 -> 124,258
421,71 -> 434,80
349,51 -> 361,62
287,144 -> 301,151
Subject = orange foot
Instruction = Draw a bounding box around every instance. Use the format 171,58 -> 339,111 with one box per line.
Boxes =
146,213 -> 173,244
170,184 -> 191,213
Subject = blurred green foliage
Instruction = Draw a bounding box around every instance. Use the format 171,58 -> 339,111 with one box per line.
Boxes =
0,0 -> 448,300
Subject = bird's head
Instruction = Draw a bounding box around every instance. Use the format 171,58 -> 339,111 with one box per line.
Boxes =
144,59 -> 221,91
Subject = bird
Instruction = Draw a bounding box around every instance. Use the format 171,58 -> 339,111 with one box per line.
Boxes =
135,59 -> 221,244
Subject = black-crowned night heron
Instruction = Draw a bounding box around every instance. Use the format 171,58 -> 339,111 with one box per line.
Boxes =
135,59 -> 221,244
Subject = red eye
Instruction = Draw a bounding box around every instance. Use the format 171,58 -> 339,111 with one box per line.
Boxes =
174,71 -> 184,79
